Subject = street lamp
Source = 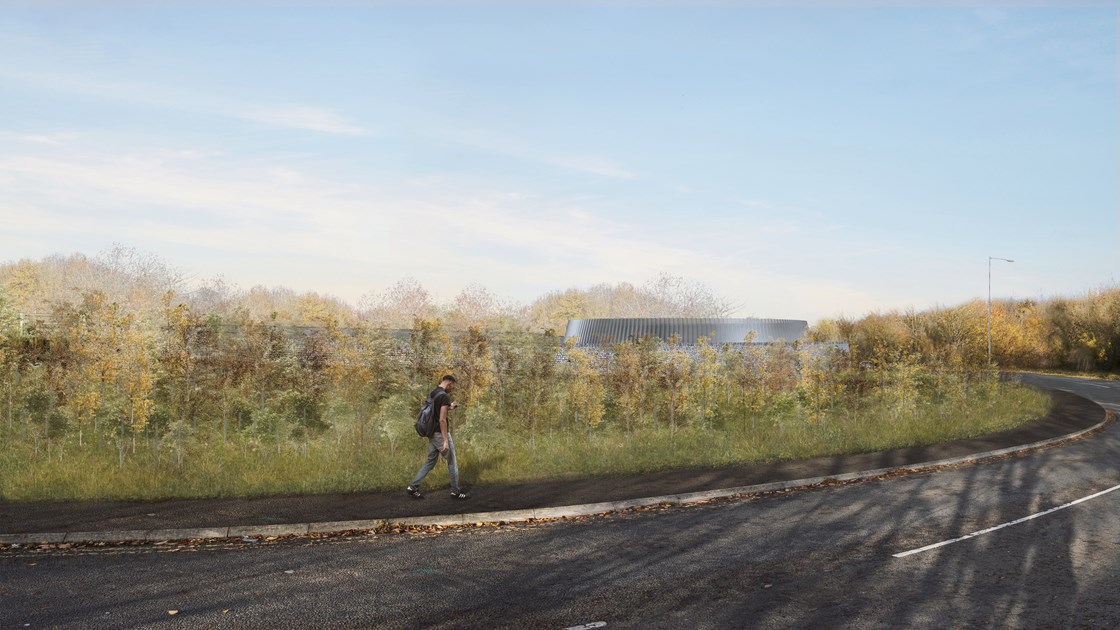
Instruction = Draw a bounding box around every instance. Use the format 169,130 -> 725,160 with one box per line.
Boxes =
988,256 -> 1014,366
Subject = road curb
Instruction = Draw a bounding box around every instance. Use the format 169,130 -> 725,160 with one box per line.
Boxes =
2,406 -> 1110,547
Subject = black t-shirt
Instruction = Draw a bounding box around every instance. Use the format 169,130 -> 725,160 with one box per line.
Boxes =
429,387 -> 451,428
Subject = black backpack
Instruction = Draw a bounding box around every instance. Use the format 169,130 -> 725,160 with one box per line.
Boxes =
414,390 -> 440,437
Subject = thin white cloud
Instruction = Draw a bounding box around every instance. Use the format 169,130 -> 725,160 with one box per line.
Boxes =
16,132 -> 80,146
0,140 -> 771,309
546,156 -> 638,180
0,148 -> 392,261
731,198 -> 773,210
0,66 -> 370,137
438,127 -> 639,180
240,106 -> 369,137
419,189 -> 831,312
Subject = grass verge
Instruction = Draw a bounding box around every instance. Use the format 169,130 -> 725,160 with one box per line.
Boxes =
0,381 -> 1050,502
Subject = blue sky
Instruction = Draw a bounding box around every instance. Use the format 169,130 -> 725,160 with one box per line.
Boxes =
0,5 -> 1116,322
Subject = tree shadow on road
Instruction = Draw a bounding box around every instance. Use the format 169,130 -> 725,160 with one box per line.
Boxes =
402,393 -> 1117,629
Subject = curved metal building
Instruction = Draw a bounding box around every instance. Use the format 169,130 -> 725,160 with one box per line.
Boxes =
563,318 -> 807,348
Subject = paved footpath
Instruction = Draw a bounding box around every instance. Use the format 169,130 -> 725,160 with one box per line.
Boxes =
0,382 -> 1108,544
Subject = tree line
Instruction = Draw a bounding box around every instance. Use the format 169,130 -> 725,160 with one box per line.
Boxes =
0,287 -> 850,468
809,290 -> 1120,373
0,248 -> 1116,471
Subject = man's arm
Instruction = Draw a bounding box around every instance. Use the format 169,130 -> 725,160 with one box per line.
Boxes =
439,405 -> 450,454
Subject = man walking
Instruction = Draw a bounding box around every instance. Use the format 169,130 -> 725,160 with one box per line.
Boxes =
407,375 -> 469,500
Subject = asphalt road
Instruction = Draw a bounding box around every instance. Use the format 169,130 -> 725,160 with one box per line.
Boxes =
3,373 -> 1119,629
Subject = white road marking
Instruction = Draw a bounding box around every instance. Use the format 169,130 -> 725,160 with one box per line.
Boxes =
563,623 -> 606,630
893,482 -> 1120,558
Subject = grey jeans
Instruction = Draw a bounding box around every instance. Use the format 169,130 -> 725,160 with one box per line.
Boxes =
409,433 -> 460,494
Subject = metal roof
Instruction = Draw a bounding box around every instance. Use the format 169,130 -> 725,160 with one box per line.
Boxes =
563,318 -> 807,347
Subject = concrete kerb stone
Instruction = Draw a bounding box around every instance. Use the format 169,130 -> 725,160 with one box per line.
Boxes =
0,532 -> 68,545
227,524 -> 309,538
146,528 -> 229,541
441,508 -> 540,525
63,530 -> 150,543
393,514 -> 468,528
307,520 -> 384,534
531,504 -> 614,520
4,408 -> 1110,547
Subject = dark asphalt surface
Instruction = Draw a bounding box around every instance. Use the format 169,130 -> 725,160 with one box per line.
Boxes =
3,373 -> 1119,629
0,378 -> 1104,536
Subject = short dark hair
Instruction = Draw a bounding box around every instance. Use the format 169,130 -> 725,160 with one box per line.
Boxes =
440,375 -> 457,384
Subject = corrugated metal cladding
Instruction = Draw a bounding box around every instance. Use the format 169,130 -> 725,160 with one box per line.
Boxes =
563,318 -> 808,347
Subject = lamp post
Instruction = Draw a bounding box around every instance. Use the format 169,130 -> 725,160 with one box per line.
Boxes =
988,256 -> 1014,366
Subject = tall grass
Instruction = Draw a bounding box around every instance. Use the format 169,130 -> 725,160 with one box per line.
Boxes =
463,379 -> 1048,483
0,380 -> 1048,502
